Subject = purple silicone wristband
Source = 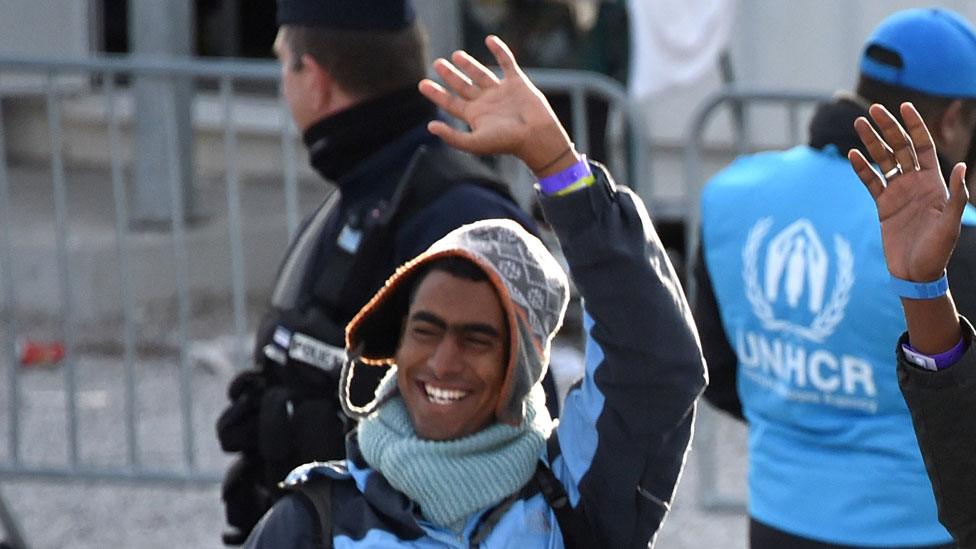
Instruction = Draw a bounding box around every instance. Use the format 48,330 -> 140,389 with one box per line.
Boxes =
537,155 -> 591,195
905,336 -> 968,370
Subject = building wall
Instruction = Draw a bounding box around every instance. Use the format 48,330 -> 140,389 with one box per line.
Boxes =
641,0 -> 976,147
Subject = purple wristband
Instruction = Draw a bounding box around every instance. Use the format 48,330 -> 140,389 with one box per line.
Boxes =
537,155 -> 591,195
902,336 -> 968,371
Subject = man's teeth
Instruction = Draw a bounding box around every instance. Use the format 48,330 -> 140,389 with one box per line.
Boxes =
424,384 -> 469,404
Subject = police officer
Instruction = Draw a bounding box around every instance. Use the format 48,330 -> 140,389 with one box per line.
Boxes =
216,1 -> 538,544
692,8 -> 976,549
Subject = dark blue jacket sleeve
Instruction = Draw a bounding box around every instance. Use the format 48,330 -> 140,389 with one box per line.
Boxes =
542,165 -> 707,548
897,318 -> 976,547
243,494 -> 321,549
691,240 -> 745,420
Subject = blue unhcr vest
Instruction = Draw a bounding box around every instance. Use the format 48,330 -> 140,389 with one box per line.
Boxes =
701,145 -> 953,546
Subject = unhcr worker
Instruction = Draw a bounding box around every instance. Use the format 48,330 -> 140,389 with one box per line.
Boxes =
850,101 -> 976,549
215,1 -> 544,543
243,35 -> 706,548
691,8 -> 976,548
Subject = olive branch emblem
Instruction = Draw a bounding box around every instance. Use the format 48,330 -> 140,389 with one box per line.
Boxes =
743,217 -> 854,343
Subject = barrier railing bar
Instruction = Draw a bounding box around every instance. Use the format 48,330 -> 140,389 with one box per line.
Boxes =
570,85 -> 589,159
682,88 -> 831,512
280,96 -> 300,240
0,485 -> 28,549
0,466 -> 220,485
684,88 -> 831,292
47,73 -> 81,467
789,104 -> 801,147
221,77 -> 248,366
604,101 -> 629,185
528,69 -> 628,106
628,102 -> 655,209
162,86 -> 196,471
734,99 -> 750,157
104,73 -> 141,468
0,98 -> 21,466
0,55 -> 279,81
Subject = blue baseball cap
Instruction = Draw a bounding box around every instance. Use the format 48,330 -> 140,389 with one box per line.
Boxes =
276,0 -> 416,31
860,8 -> 976,98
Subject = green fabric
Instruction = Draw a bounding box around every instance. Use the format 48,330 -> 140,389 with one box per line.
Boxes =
357,371 -> 552,532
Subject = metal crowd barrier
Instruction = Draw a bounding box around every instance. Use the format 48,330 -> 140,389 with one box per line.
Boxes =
0,54 -> 634,548
0,55 -> 287,549
683,88 -> 832,513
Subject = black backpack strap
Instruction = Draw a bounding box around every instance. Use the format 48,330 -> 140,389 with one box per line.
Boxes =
469,432 -> 597,548
468,492 -> 522,548
289,476 -> 334,549
535,432 -> 597,549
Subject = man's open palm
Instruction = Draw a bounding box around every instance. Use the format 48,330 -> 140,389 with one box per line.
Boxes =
418,35 -> 573,174
848,102 -> 968,282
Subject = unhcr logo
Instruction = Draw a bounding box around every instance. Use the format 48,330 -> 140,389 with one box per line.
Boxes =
743,218 -> 854,342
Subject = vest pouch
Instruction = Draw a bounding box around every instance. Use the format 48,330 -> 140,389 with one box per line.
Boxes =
258,386 -> 296,462
216,370 -> 266,453
221,455 -> 273,544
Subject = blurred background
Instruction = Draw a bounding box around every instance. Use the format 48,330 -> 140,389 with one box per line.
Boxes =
0,1 -> 973,547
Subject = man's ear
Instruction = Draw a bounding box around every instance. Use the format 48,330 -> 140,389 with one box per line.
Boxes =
938,100 -> 968,147
301,53 -> 333,112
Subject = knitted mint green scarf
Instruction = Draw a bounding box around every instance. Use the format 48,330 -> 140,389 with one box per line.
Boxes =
357,372 -> 552,532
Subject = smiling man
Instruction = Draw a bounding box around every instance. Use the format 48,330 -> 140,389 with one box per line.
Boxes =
394,260 -> 508,441
243,35 -> 706,548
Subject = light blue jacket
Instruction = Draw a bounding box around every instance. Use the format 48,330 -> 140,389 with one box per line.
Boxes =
245,165 -> 707,548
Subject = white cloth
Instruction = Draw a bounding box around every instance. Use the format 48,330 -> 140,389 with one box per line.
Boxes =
627,0 -> 737,97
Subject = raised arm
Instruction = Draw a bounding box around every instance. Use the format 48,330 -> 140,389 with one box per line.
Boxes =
848,102 -> 967,351
849,102 -> 976,545
420,37 -> 707,548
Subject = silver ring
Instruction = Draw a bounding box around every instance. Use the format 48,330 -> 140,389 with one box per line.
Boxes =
883,165 -> 902,179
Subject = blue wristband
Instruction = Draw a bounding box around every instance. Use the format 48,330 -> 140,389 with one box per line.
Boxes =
537,156 -> 592,195
889,272 -> 949,299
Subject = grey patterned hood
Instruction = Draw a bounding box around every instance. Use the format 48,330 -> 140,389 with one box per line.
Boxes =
342,219 -> 570,426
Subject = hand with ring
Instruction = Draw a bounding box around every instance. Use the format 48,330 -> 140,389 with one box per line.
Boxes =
848,102 -> 969,283
883,165 -> 903,180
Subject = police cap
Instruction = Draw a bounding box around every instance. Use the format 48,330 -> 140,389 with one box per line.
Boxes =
276,0 -> 416,31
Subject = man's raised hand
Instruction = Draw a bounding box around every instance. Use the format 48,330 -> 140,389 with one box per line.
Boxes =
418,35 -> 577,177
848,102 -> 969,282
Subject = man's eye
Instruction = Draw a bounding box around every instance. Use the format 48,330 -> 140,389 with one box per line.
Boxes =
465,336 -> 494,349
411,326 -> 439,338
